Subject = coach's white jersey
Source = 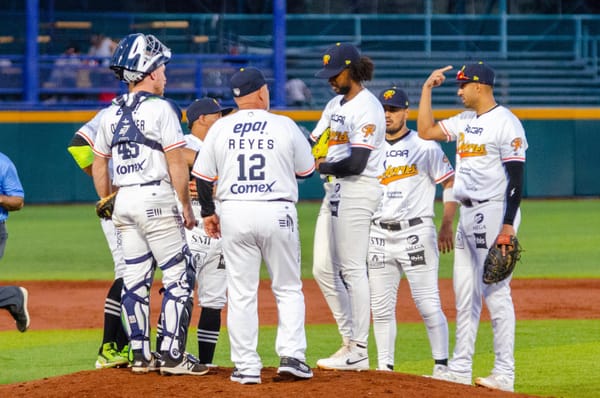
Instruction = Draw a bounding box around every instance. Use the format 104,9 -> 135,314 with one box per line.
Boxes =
310,89 -> 386,178
373,130 -> 454,222
93,93 -> 186,187
192,109 -> 315,202
439,105 -> 527,202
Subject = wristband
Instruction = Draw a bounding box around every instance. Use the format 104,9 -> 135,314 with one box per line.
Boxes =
442,187 -> 456,203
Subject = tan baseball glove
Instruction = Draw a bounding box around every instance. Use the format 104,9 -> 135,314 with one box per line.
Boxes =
95,192 -> 117,219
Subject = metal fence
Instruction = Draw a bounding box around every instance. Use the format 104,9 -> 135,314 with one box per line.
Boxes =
1,12 -> 600,109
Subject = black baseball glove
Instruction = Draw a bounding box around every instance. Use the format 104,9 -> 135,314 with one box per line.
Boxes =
95,192 -> 117,219
483,234 -> 522,284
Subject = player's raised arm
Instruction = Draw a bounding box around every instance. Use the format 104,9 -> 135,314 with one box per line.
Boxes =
418,66 -> 453,142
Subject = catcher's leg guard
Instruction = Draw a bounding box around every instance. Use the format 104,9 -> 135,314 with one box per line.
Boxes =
158,247 -> 195,361
121,273 -> 154,361
160,283 -> 193,361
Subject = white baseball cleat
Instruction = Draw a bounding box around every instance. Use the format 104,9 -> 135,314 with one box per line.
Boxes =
316,341 -> 369,371
475,373 -> 514,392
431,366 -> 471,385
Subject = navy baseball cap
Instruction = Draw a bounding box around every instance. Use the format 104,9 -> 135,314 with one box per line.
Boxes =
186,98 -> 233,128
230,67 -> 266,97
378,86 -> 409,109
456,62 -> 495,86
315,42 -> 361,79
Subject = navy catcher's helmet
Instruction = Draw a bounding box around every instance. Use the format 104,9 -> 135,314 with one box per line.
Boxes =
110,33 -> 171,83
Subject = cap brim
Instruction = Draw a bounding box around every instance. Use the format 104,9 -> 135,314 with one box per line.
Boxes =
220,107 -> 234,116
315,66 -> 345,79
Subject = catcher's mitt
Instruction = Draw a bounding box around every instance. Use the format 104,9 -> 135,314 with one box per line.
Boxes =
311,127 -> 330,159
483,234 -> 522,284
95,192 -> 117,219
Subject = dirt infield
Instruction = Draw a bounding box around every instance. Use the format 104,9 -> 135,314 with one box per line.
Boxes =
1,278 -> 598,397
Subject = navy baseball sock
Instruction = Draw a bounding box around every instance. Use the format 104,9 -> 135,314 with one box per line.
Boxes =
101,278 -> 124,348
435,358 -> 448,366
197,307 -> 221,364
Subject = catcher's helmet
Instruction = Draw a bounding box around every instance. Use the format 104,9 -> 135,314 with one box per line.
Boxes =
110,33 -> 171,83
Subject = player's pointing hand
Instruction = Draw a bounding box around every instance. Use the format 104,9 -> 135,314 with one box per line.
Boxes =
424,65 -> 453,89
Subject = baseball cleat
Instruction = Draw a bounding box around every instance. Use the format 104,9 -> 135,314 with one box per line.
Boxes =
130,350 -> 151,374
95,342 -> 129,369
431,366 -> 471,385
277,356 -> 313,380
10,287 -> 30,333
230,368 -> 261,384
147,351 -> 162,372
159,352 -> 209,376
475,373 -> 514,392
316,341 -> 369,371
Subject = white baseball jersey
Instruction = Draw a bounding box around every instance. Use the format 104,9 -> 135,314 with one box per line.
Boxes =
192,109 -> 315,202
93,93 -> 186,186
310,89 -> 386,178
439,106 -> 527,202
77,107 -> 110,147
373,130 -> 454,222
75,108 -> 124,277
183,133 -> 226,309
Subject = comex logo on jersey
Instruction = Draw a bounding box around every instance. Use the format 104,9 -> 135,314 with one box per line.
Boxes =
115,159 -> 146,175
230,180 -> 276,194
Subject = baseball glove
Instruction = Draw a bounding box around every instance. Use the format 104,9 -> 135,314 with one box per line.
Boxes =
483,234 -> 522,284
311,127 -> 330,159
95,192 -> 117,219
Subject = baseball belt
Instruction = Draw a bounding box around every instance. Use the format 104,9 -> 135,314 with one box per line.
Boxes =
374,217 -> 423,231
460,199 -> 489,207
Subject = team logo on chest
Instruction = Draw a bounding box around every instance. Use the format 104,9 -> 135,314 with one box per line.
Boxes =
457,132 -> 487,158
378,163 -> 418,185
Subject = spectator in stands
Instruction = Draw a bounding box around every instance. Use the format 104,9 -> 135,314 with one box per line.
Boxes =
88,33 -> 117,62
285,76 -> 312,108
44,43 -> 89,103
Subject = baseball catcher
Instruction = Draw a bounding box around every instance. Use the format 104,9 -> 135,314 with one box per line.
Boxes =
483,234 -> 522,284
95,191 -> 116,219
311,127 -> 330,159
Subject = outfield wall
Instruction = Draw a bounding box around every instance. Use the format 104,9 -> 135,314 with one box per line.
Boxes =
0,108 -> 598,203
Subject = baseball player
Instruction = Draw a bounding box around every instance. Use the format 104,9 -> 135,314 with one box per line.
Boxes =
0,151 -> 29,333
417,62 -> 527,392
192,67 -> 315,384
367,87 -> 457,374
67,108 -> 130,369
92,33 -> 207,376
183,97 -> 232,366
311,42 -> 386,371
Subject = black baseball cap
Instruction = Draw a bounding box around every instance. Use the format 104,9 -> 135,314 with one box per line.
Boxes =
378,86 -> 409,109
456,62 -> 495,86
315,42 -> 361,79
230,67 -> 267,97
186,98 -> 233,128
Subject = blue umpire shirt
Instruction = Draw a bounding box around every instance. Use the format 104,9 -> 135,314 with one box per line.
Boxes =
0,152 -> 25,222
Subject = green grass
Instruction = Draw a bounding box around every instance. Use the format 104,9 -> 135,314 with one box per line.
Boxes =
3,199 -> 600,280
1,199 -> 599,397
2,320 -> 598,397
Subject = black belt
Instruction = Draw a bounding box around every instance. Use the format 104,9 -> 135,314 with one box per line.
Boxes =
140,180 -> 162,187
460,199 -> 489,207
375,217 -> 423,231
